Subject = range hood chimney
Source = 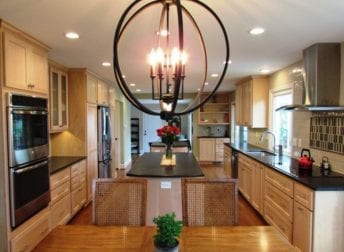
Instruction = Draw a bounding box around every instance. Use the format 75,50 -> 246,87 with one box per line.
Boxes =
277,43 -> 344,111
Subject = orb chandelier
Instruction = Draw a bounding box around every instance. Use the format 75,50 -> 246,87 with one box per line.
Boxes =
113,0 -> 230,121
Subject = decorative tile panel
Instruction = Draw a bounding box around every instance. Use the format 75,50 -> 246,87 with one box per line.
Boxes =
310,113 -> 344,154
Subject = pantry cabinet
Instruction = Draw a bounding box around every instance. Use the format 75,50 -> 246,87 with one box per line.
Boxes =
97,80 -> 109,106
50,67 -> 68,132
235,76 -> 268,128
3,31 -> 49,94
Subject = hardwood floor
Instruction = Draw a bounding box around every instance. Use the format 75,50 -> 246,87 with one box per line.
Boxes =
68,162 -> 267,226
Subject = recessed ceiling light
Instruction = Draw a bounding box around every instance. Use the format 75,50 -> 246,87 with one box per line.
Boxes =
135,89 -> 141,92
156,30 -> 169,36
130,83 -> 136,86
102,62 -> 111,67
211,73 -> 218,78
204,82 -> 209,86
65,32 -> 79,39
223,60 -> 232,64
249,27 -> 265,35
292,68 -> 303,73
260,69 -> 270,74
122,75 -> 126,79
197,88 -> 201,91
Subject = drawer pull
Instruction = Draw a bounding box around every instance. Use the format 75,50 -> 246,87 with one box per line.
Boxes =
297,207 -> 304,212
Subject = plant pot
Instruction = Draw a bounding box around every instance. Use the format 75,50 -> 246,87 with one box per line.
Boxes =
154,241 -> 179,252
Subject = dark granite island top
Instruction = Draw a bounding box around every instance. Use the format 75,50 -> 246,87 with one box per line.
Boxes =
127,152 -> 203,177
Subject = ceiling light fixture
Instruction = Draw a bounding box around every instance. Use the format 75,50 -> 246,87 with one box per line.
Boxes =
249,27 -> 265,35
130,83 -> 136,87
113,0 -> 230,121
102,62 -> 111,67
260,68 -> 270,74
211,73 -> 219,78
65,32 -> 79,39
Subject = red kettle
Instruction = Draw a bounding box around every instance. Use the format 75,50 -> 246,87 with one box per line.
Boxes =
298,149 -> 313,169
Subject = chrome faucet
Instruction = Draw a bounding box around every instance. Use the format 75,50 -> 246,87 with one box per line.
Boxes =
259,130 -> 276,153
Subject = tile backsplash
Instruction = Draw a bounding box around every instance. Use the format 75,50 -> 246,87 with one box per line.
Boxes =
310,114 -> 344,154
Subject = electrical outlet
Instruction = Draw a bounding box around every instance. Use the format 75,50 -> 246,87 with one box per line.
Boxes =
292,138 -> 297,146
160,181 -> 171,189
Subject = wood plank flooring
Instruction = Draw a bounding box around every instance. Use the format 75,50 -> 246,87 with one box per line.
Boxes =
68,162 -> 267,226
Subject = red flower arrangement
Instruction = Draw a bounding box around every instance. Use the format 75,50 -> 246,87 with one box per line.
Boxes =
157,125 -> 180,145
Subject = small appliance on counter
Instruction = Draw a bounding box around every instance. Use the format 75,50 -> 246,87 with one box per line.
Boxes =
298,148 -> 314,170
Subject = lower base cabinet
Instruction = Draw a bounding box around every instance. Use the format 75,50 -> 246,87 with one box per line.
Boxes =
11,209 -> 50,252
293,201 -> 313,252
50,193 -> 72,229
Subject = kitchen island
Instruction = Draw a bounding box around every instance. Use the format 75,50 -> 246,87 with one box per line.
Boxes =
127,152 -> 203,225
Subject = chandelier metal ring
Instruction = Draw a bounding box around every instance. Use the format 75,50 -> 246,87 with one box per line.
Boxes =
113,0 -> 230,120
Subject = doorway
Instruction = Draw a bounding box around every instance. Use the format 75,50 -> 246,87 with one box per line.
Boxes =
142,113 -> 164,152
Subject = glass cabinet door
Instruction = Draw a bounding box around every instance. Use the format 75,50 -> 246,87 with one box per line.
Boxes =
50,67 -> 68,131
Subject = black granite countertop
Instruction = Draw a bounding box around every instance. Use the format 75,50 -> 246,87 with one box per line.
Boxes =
49,156 -> 86,174
226,143 -> 344,191
127,152 -> 204,177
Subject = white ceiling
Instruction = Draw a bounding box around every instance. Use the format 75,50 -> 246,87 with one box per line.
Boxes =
1,0 -> 344,94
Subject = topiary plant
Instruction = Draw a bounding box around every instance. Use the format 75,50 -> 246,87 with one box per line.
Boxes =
153,212 -> 183,249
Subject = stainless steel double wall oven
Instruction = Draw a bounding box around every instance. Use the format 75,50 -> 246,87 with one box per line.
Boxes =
7,93 -> 50,228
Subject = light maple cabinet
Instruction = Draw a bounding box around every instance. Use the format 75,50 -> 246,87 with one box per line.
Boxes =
199,138 -> 215,161
97,80 -> 109,106
87,73 -> 98,104
199,138 -> 229,162
235,76 -> 268,128
109,86 -> 116,108
3,31 -> 49,94
251,161 -> 264,214
71,160 -> 87,214
238,154 -> 252,201
264,167 -> 294,241
50,168 -> 71,229
50,67 -> 68,132
199,92 -> 230,125
10,208 -> 50,252
87,103 -> 98,201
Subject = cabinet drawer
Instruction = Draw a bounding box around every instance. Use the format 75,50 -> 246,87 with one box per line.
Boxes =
11,211 -> 50,252
51,181 -> 70,205
265,168 -> 293,197
264,198 -> 293,242
72,184 -> 86,214
71,176 -> 80,191
71,165 -> 80,178
294,182 -> 314,211
50,193 -> 71,229
50,168 -> 70,190
265,181 -> 293,221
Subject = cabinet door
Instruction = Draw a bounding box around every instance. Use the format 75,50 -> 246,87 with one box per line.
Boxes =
50,68 -> 68,131
28,46 -> 49,94
87,74 -> 98,104
50,193 -> 71,229
235,84 -> 243,124
242,80 -> 252,126
109,87 -> 116,108
97,80 -> 109,106
198,139 -> 215,161
87,149 -> 98,201
293,202 -> 313,252
3,32 -> 29,90
251,163 -> 263,213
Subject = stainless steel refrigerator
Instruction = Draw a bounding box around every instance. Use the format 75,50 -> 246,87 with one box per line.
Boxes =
97,106 -> 112,178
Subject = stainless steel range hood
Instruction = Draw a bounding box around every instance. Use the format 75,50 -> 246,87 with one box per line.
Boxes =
276,43 -> 344,112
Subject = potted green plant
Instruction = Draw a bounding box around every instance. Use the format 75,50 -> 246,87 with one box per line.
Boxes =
153,212 -> 183,252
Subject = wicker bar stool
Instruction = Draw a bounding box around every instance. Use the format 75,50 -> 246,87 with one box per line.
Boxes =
181,178 -> 238,226
92,178 -> 147,226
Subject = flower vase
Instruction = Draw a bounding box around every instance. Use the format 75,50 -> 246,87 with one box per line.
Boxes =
165,143 -> 173,160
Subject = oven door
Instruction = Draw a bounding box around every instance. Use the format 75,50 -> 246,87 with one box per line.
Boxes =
9,159 -> 50,228
8,108 -> 49,167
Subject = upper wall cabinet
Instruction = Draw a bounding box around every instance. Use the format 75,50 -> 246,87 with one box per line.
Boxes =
97,80 -> 109,106
235,76 -> 268,128
50,67 -> 68,132
87,73 -> 98,104
3,31 -> 49,94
